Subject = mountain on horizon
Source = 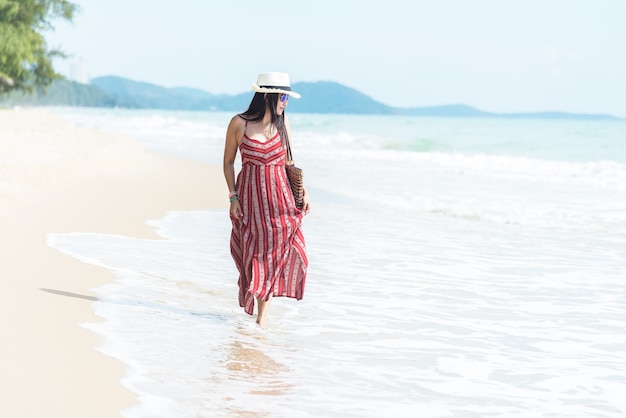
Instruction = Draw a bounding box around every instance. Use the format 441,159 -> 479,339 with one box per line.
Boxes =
0,75 -> 620,120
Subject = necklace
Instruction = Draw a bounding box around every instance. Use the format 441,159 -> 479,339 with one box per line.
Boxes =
263,124 -> 274,138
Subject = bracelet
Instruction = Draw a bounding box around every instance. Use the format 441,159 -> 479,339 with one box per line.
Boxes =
228,191 -> 238,199
229,195 -> 239,203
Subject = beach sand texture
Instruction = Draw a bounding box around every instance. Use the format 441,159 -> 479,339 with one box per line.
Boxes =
0,108 -> 225,417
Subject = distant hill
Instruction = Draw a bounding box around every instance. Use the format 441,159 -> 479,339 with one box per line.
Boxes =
0,75 -> 620,120
0,79 -> 116,107
91,76 -> 253,111
289,81 -> 391,114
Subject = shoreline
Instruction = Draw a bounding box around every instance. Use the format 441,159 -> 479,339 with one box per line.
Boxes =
0,108 -> 226,417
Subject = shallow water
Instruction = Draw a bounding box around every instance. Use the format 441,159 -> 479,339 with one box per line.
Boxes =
49,108 -> 626,417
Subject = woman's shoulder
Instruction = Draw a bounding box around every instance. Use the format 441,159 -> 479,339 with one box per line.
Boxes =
229,114 -> 246,127
226,115 -> 247,145
228,114 -> 248,135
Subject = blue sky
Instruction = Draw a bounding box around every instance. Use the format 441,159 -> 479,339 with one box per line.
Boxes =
45,0 -> 626,117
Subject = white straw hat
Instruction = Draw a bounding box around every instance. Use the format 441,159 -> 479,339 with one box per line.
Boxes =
252,72 -> 301,99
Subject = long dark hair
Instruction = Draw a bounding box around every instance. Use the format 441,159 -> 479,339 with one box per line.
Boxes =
239,92 -> 289,145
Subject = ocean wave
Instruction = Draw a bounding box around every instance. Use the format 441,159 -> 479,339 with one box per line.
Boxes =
319,148 -> 626,191
316,184 -> 626,234
307,149 -> 626,233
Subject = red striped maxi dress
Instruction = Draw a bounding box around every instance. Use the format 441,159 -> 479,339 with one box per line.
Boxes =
230,129 -> 308,315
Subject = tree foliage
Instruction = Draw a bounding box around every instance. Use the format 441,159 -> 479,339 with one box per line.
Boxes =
0,0 -> 76,94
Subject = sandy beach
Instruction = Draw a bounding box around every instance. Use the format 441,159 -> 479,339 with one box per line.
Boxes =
0,108 -> 226,417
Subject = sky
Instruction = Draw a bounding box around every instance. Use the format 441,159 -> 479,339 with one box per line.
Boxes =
44,0 -> 626,117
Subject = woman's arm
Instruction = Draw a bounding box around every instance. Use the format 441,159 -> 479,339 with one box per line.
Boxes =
224,115 -> 244,218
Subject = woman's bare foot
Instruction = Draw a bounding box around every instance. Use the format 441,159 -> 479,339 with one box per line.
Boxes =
256,294 -> 273,327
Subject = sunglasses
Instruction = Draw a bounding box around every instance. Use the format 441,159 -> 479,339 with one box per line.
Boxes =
280,93 -> 289,103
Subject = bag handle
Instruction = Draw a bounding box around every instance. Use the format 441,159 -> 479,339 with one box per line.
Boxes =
285,133 -> 295,164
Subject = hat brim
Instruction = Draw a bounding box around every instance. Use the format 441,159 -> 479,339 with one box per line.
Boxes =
252,83 -> 301,99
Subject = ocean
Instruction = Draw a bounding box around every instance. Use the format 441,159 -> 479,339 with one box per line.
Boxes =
48,107 -> 626,417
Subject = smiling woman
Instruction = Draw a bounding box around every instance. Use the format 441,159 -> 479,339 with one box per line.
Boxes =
223,72 -> 310,328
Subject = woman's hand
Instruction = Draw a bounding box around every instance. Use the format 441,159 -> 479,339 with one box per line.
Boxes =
230,200 -> 243,219
302,190 -> 311,215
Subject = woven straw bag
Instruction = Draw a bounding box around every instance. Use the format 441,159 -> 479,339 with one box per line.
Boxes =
285,137 -> 304,209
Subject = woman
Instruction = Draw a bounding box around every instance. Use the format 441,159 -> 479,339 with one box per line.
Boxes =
223,72 -> 310,327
